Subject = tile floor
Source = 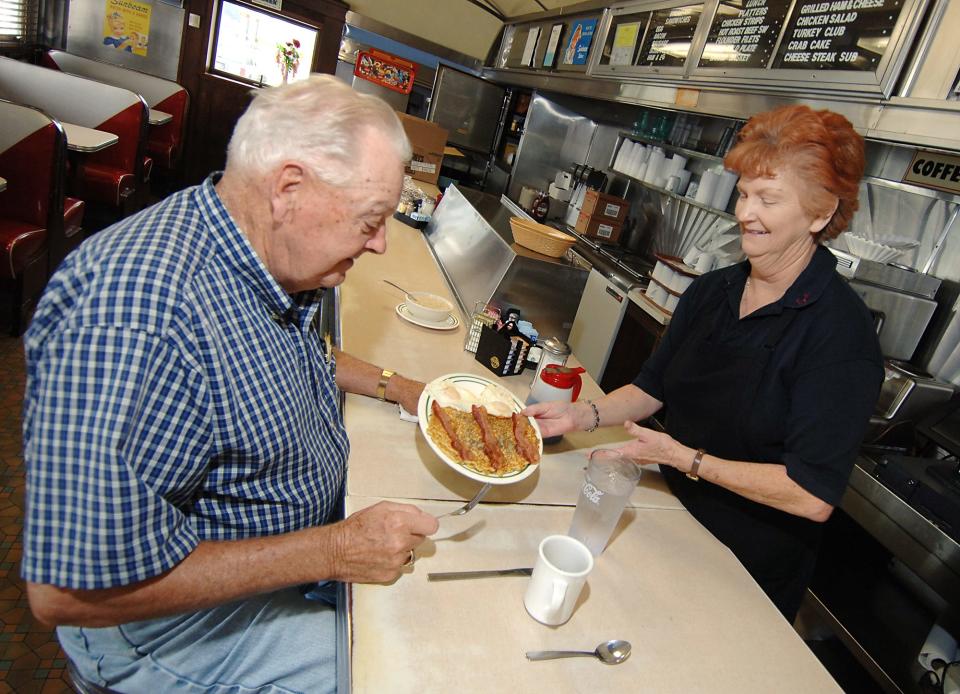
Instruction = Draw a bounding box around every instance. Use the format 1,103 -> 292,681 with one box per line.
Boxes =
0,334 -> 73,693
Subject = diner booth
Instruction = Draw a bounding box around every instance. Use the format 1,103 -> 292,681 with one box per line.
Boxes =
1,0 -> 960,692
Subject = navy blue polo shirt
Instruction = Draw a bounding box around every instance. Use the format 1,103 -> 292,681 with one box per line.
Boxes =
633,245 -> 883,618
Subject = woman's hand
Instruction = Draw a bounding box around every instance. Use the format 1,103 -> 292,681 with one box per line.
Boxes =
617,421 -> 694,472
522,400 -> 589,439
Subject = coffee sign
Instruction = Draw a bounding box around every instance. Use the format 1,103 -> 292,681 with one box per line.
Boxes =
903,151 -> 960,195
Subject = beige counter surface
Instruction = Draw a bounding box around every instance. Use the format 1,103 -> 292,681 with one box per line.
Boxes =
339,206 -> 681,508
338,192 -> 841,693
347,496 -> 841,694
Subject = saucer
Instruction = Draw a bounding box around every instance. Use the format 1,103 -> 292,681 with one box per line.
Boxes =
396,303 -> 460,330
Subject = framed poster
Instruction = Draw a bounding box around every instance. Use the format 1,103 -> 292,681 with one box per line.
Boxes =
610,21 -> 642,66
562,18 -> 597,65
522,26 -> 541,67
354,49 -> 416,94
543,23 -> 564,67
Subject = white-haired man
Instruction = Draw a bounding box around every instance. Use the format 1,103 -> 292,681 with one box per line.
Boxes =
22,75 -> 438,692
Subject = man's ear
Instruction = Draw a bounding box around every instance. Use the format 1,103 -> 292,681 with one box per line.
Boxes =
270,163 -> 307,225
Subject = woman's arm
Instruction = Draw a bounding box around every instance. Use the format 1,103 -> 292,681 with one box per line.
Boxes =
523,383 -> 664,439
618,422 -> 833,521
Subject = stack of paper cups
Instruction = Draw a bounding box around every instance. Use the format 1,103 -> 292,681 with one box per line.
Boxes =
676,169 -> 692,196
613,142 -> 630,173
667,155 -> 687,176
712,170 -> 739,211
644,148 -> 665,185
695,171 -> 719,206
629,145 -> 649,180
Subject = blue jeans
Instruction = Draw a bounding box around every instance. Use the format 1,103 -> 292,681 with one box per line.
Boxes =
58,587 -> 337,693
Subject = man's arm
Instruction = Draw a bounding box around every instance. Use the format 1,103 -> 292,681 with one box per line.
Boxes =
332,348 -> 424,413
27,500 -> 438,628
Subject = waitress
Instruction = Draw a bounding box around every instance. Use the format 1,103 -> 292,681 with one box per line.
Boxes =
525,104 -> 883,620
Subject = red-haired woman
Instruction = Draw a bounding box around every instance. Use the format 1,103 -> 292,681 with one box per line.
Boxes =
525,105 -> 883,620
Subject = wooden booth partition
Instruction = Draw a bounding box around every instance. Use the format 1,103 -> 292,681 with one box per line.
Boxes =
178,0 -> 348,185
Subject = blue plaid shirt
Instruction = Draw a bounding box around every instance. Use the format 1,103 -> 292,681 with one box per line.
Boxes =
22,174 -> 350,590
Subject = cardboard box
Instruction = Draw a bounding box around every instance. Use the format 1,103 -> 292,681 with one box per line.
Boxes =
580,189 -> 630,223
575,212 -> 624,244
395,112 -> 448,185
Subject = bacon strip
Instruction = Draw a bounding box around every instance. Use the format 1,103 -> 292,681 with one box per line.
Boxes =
432,401 -> 471,461
472,405 -> 505,471
512,413 -> 539,463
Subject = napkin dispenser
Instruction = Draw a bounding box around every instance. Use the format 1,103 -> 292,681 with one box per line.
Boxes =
475,324 -> 530,377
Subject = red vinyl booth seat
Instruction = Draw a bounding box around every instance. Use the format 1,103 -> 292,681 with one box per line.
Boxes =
73,102 -> 143,208
0,219 -> 45,280
0,102 -> 85,333
146,90 -> 187,170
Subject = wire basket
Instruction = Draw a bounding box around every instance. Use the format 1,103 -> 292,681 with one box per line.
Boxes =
464,301 -> 499,353
509,217 -> 577,258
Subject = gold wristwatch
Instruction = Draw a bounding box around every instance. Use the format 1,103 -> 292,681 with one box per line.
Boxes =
376,369 -> 395,401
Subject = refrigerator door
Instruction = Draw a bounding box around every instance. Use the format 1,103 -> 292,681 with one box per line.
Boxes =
427,65 -> 506,154
568,268 -> 630,383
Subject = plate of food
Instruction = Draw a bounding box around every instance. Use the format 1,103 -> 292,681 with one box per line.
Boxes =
418,373 -> 542,484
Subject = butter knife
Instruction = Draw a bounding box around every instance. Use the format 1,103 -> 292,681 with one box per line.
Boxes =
427,568 -> 533,581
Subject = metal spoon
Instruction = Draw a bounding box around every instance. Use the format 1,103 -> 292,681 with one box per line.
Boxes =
526,639 -> 632,665
383,279 -> 413,298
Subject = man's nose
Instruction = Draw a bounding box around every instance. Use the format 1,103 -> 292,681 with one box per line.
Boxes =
366,224 -> 387,254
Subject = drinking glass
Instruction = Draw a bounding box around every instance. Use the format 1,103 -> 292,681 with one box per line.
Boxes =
568,449 -> 641,556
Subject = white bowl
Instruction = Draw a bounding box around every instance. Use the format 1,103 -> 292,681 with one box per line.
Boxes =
406,292 -> 453,322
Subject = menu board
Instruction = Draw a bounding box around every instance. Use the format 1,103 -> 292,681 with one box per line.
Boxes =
700,0 -> 792,68
773,0 -> 906,71
636,4 -> 704,67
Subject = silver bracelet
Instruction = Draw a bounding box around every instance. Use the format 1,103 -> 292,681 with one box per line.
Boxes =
585,399 -> 600,433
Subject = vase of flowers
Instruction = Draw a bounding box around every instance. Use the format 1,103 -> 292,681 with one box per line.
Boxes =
276,38 -> 301,84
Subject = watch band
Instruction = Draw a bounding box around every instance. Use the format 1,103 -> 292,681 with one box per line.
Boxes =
376,369 -> 395,402
686,448 -> 706,481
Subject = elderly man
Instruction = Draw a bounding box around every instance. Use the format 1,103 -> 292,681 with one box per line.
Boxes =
22,75 -> 438,692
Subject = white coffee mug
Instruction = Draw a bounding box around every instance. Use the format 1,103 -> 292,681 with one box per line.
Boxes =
524,535 -> 594,626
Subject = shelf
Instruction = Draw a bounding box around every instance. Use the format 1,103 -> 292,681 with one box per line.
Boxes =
618,131 -> 725,165
606,167 -> 737,222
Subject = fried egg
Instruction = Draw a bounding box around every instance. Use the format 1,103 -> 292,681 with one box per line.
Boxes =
426,382 -> 475,412
478,384 -> 517,417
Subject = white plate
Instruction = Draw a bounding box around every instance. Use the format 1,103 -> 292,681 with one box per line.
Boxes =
396,303 -> 460,330
417,373 -> 542,485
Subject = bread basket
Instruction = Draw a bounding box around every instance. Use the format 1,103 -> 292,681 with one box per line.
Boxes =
509,217 -> 577,258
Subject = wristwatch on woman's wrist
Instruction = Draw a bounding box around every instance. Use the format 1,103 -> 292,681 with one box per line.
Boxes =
686,448 -> 706,481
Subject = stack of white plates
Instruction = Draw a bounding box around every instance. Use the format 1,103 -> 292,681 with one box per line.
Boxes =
842,234 -> 919,263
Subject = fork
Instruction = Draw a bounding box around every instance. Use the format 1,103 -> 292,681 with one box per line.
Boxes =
435,483 -> 492,519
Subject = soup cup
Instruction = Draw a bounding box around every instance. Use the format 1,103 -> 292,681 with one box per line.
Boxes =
406,292 -> 453,322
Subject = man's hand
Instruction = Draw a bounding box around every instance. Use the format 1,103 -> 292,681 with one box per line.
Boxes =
329,501 -> 439,583
389,376 -> 425,415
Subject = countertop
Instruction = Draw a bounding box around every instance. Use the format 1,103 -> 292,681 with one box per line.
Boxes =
334,186 -> 842,693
